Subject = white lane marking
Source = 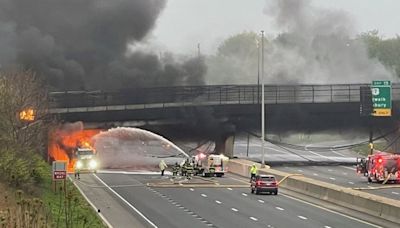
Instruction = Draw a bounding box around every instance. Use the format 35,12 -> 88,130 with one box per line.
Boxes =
298,215 -> 308,220
392,192 -> 399,195
187,211 -> 194,214
297,169 -> 304,172
305,144 -> 330,159
227,187 -> 233,191
201,194 -> 207,198
93,174 -> 158,228
189,188 -> 194,191
258,199 -> 265,203
324,226 -> 332,228
342,172 -> 348,175
313,173 -> 319,176
348,182 -> 354,185
329,177 -> 336,181
328,169 -> 333,172
330,147 -> 346,157
69,176 -> 114,228
215,200 -> 222,204
242,193 -> 248,196
340,166 -> 356,171
231,208 -> 238,212
275,207 -> 285,211
249,217 -> 258,221
281,193 -> 382,228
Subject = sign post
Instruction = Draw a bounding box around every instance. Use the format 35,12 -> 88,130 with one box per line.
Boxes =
52,161 -> 67,193
371,80 -> 392,116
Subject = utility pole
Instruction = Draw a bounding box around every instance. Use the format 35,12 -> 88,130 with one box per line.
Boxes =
261,30 -> 266,168
257,39 -> 260,104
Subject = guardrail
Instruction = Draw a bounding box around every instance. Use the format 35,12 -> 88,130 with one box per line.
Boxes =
49,83 -> 400,109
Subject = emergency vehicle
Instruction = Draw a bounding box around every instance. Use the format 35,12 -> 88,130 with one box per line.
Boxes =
192,153 -> 229,177
75,147 -> 98,173
356,151 -> 400,183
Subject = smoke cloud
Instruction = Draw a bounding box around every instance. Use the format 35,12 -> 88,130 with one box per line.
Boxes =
264,0 -> 395,84
0,0 -> 206,90
206,0 -> 396,85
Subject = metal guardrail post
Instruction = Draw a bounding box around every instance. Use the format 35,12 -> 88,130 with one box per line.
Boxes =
312,86 -> 315,103
238,87 -> 241,104
220,87 -> 222,104
348,85 -> 351,102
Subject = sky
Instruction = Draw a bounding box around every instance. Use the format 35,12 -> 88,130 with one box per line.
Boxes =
150,0 -> 400,55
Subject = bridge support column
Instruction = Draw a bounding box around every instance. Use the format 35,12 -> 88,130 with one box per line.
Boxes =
215,135 -> 235,158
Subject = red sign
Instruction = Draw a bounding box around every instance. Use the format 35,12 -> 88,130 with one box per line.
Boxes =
53,171 -> 66,180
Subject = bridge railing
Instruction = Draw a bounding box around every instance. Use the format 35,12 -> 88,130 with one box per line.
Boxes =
49,83 -> 400,109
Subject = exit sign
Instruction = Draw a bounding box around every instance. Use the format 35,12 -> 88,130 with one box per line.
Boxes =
371,80 -> 391,116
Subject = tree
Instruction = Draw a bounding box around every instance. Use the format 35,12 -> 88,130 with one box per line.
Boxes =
0,69 -> 50,155
206,32 -> 268,84
358,31 -> 400,78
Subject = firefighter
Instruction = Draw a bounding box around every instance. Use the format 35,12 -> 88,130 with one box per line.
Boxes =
185,162 -> 194,179
209,161 -> 215,177
250,164 -> 258,182
74,166 -> 80,180
172,162 -> 180,176
369,143 -> 374,154
159,160 -> 167,176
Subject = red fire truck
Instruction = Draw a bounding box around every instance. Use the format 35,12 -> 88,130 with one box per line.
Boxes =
356,151 -> 400,183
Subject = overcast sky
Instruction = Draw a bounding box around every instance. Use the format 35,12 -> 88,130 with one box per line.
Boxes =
150,0 -> 400,55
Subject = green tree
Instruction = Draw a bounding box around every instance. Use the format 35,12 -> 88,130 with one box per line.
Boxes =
206,32 -> 268,84
358,31 -> 400,78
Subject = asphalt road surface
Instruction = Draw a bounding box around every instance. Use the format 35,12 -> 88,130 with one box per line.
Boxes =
274,165 -> 400,200
233,138 -> 359,165
75,171 -> 387,228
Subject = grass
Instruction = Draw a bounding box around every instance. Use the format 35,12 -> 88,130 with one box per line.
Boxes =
40,165 -> 106,228
352,142 -> 387,157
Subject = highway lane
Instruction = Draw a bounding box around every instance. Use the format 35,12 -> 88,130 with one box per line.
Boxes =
233,137 -> 359,164
274,165 -> 400,200
93,172 -> 383,228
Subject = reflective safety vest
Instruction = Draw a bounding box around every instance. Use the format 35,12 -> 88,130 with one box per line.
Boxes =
250,166 -> 258,175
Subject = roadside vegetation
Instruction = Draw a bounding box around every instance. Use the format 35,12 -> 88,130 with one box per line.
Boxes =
352,142 -> 387,157
0,69 -> 104,227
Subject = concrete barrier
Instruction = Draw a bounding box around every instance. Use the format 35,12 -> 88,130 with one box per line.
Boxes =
229,159 -> 400,224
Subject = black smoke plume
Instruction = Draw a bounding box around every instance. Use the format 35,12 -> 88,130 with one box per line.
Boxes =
0,0 -> 206,90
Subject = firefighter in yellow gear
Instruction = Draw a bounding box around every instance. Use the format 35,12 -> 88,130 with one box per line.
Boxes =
250,164 -> 258,181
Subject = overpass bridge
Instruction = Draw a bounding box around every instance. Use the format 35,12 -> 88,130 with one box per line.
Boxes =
49,83 -> 400,123
49,83 -> 400,157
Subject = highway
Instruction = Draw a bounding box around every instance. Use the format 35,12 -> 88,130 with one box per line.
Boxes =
233,136 -> 359,164
74,171 -> 385,228
274,165 -> 400,200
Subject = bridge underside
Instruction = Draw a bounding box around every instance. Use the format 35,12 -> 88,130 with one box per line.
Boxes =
55,102 -> 398,131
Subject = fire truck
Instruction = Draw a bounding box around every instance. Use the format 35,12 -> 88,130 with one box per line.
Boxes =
192,153 -> 229,177
356,151 -> 400,183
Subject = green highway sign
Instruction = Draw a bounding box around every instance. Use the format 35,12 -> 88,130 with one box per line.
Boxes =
371,80 -> 392,116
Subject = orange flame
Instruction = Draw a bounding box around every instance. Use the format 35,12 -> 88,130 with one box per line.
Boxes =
48,128 -> 101,172
19,108 -> 35,121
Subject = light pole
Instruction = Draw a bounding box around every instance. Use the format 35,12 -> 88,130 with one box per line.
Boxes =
257,39 -> 260,104
261,30 -> 266,168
